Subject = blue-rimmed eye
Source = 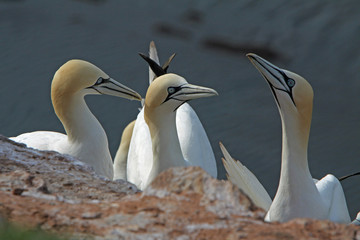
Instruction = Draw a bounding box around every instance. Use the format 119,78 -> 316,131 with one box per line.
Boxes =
168,87 -> 176,94
95,77 -> 103,85
287,78 -> 295,87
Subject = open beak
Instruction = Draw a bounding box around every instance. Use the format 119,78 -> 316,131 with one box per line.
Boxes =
91,78 -> 142,101
170,83 -> 218,102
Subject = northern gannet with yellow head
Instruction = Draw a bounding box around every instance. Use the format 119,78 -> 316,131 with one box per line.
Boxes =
221,54 -> 351,223
126,54 -> 218,189
115,42 -> 218,183
247,53 -> 350,223
11,60 -> 142,179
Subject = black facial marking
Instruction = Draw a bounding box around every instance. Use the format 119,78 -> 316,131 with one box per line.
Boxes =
162,84 -> 186,104
251,57 -> 296,107
86,77 -> 109,91
94,77 -> 110,86
91,86 -> 102,94
265,76 -> 281,108
95,77 -> 104,85
87,78 -> 135,97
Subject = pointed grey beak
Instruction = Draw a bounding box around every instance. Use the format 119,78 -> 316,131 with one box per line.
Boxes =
170,83 -> 218,102
247,53 -> 291,93
92,78 -> 142,101
247,53 -> 299,107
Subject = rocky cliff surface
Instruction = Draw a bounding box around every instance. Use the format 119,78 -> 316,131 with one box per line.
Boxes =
0,135 -> 358,239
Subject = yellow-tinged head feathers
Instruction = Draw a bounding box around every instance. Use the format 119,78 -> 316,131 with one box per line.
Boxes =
282,69 -> 313,118
247,53 -> 313,116
247,53 -> 314,144
145,73 -> 187,109
51,59 -> 109,98
144,73 -> 218,111
51,59 -> 142,122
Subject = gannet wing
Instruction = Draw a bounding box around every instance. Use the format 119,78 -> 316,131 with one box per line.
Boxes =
149,41 -> 160,84
176,103 -> 217,178
10,131 -> 66,151
113,120 -> 135,180
126,108 -> 153,190
315,174 -> 351,223
220,142 -> 272,210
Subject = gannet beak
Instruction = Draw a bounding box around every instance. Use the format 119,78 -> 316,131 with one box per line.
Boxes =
91,78 -> 142,101
169,83 -> 218,102
247,53 -> 295,105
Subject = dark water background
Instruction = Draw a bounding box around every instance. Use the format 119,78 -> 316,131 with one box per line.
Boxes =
1,0 -> 359,219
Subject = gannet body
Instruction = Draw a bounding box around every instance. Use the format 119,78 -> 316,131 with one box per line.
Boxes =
246,53 -> 350,223
114,42 -> 217,181
127,62 -> 217,189
113,120 -> 136,180
11,60 -> 142,179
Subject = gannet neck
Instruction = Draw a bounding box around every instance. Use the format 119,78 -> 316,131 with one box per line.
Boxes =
144,105 -> 186,180
51,84 -> 113,180
56,93 -> 108,144
269,107 -> 326,222
51,59 -> 140,144
276,107 -> 317,194
280,110 -> 311,174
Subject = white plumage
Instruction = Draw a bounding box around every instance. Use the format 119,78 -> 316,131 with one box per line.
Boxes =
11,59 -> 141,179
222,53 -> 350,223
114,41 -> 217,184
220,142 -> 272,211
124,47 -> 218,189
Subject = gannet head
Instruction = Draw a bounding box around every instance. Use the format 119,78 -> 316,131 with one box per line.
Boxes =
144,73 -> 218,113
247,53 -> 313,124
51,59 -> 142,101
139,52 -> 217,113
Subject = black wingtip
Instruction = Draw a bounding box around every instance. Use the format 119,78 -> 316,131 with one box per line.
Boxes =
162,53 -> 176,73
139,52 -> 166,77
338,171 -> 360,181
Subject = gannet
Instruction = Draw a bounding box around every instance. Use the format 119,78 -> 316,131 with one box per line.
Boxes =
113,120 -> 135,180
126,57 -> 218,189
248,53 -> 350,223
11,60 -> 142,179
221,54 -> 350,223
114,41 -> 217,182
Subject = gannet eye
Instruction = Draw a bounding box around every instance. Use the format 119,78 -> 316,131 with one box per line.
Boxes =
168,87 -> 176,94
95,77 -> 104,85
287,78 -> 295,87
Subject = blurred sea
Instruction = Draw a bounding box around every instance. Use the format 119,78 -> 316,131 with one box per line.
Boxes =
0,0 -> 359,218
